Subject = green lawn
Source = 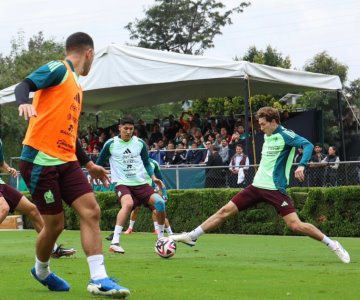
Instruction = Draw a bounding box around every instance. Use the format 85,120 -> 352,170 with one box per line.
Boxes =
0,230 -> 359,300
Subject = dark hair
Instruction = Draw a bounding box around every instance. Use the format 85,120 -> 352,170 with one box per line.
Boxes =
314,143 -> 322,148
256,107 -> 280,124
66,32 -> 94,52
120,115 -> 135,125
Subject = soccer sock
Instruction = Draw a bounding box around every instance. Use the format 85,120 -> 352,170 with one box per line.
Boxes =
157,224 -> 165,238
35,256 -> 50,280
189,226 -> 205,240
129,220 -> 135,230
87,255 -> 108,280
165,226 -> 173,234
321,235 -> 337,250
53,243 -> 58,252
111,225 -> 123,245
154,222 -> 159,231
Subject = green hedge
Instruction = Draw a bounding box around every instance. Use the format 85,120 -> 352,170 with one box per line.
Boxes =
21,186 -> 360,237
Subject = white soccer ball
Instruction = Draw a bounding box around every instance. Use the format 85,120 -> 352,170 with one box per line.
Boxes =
155,237 -> 176,258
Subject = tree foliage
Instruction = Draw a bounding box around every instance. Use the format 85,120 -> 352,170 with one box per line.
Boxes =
239,45 -> 291,69
125,0 -> 250,55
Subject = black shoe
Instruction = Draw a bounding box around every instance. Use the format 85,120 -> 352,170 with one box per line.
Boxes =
51,244 -> 76,258
105,232 -> 114,241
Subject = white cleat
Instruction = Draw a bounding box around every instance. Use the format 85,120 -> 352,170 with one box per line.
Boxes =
333,240 -> 350,263
170,232 -> 197,247
109,244 -> 125,254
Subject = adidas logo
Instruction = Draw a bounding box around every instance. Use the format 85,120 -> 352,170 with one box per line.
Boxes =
281,201 -> 288,207
123,148 -> 131,154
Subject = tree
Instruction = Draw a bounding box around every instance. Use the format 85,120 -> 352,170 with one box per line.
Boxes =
239,45 -> 291,69
125,0 -> 250,55
298,52 -> 349,152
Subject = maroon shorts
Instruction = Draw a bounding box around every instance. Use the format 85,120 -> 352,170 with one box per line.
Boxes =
19,160 -> 93,215
231,185 -> 296,217
0,184 -> 23,213
115,184 -> 155,209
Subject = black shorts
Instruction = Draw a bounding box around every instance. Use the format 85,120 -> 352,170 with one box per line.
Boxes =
231,185 -> 296,217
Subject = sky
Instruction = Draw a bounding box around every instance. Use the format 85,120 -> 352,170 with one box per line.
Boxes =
0,0 -> 359,82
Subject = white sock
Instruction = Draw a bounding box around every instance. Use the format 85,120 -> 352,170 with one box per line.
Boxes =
321,235 -> 337,250
165,226 -> 173,235
157,224 -> 165,238
111,225 -> 123,245
87,255 -> 108,280
129,220 -> 135,230
53,243 -> 58,252
35,256 -> 50,280
154,222 -> 159,231
190,226 -> 205,240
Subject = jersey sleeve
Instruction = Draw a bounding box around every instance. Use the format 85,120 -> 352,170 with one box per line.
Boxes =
281,129 -> 314,166
26,61 -> 67,89
96,139 -> 113,166
153,160 -> 163,180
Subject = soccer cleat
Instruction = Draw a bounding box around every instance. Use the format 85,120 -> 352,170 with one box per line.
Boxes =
332,240 -> 350,263
87,277 -> 130,298
124,228 -> 133,235
105,232 -> 114,241
31,267 -> 70,291
170,232 -> 197,247
51,244 -> 77,258
109,243 -> 125,254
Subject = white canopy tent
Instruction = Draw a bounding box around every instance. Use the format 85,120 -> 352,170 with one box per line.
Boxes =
0,44 -> 342,112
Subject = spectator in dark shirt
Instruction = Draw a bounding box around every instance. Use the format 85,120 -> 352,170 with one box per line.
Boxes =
205,145 -> 226,188
186,142 -> 203,165
149,124 -> 163,145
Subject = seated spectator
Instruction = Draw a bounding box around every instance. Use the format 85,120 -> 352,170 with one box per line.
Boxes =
149,123 -> 163,145
180,111 -> 192,132
90,145 -> 100,163
228,132 -> 244,158
200,140 -> 212,164
186,142 -> 203,165
149,142 -> 166,165
164,142 -> 176,166
322,146 -> 340,186
236,125 -> 250,141
173,144 -> 188,165
205,145 -> 226,188
219,139 -> 229,164
228,145 -> 249,188
137,119 -> 148,140
220,127 -> 231,144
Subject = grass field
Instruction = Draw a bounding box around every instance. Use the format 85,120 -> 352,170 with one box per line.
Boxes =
0,230 -> 359,300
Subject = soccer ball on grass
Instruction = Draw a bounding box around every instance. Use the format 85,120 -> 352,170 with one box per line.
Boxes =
155,237 -> 176,258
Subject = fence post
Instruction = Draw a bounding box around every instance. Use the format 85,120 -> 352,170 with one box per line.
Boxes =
175,166 -> 180,190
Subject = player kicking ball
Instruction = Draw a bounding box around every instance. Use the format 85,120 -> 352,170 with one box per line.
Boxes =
171,107 -> 350,264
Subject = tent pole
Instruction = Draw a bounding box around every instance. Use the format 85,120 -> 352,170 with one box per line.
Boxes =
337,91 -> 346,160
244,79 -> 250,159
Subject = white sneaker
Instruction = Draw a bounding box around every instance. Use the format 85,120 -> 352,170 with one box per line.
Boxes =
332,241 -> 350,263
170,233 -> 197,246
109,244 -> 125,254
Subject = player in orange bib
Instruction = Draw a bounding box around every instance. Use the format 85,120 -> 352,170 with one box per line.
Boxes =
15,32 -> 129,298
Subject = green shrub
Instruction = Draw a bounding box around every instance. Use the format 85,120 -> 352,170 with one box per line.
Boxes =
20,186 -> 360,237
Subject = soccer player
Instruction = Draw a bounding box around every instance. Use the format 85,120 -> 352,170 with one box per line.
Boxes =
171,107 -> 350,264
105,156 -> 173,239
96,116 -> 166,254
14,32 -> 130,297
0,139 -> 76,258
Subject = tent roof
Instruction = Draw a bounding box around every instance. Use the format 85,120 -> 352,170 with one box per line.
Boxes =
0,44 -> 342,112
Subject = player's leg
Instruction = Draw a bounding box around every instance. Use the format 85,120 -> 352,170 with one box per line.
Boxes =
0,196 -> 10,224
164,218 -> 173,234
283,212 -> 350,263
14,196 -> 43,232
109,193 -> 134,253
147,193 -> 166,238
151,209 -> 159,234
125,206 -> 139,234
171,186 -> 259,246
71,192 -> 130,296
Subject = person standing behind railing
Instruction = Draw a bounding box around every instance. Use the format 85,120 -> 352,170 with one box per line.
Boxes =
322,146 -> 340,186
308,143 -> 326,187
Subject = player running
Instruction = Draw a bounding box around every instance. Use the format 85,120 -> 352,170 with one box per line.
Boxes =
171,107 -> 350,264
96,116 -> 166,254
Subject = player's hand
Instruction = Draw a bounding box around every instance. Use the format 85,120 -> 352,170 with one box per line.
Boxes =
294,166 -> 305,182
7,167 -> 17,177
18,104 -> 37,120
152,176 -> 162,187
86,161 -> 111,188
